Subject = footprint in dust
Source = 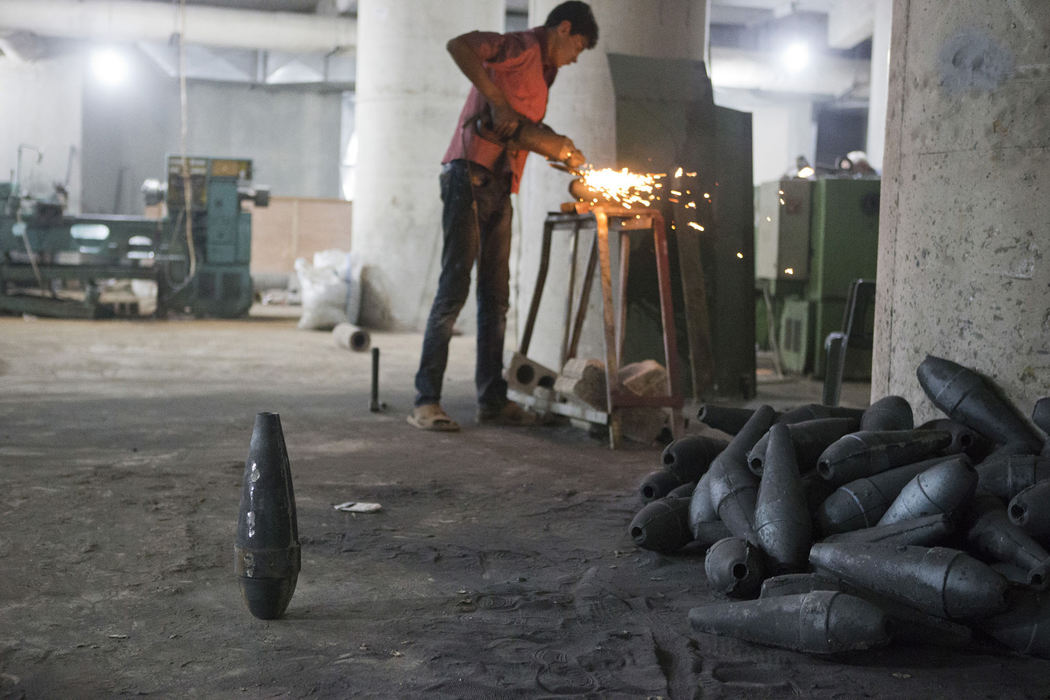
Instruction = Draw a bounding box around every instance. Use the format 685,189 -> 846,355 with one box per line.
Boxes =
704,662 -> 798,695
535,659 -> 598,695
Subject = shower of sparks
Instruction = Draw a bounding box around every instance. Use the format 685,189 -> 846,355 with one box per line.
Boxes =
576,167 -> 659,208
573,165 -> 709,232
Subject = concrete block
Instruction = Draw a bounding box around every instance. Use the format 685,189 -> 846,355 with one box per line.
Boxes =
553,357 -> 607,409
504,351 -> 558,396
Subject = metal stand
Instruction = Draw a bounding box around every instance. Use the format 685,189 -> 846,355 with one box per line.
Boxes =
519,203 -> 683,448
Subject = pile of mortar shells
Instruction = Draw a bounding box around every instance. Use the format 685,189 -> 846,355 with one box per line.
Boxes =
628,354 -> 1050,657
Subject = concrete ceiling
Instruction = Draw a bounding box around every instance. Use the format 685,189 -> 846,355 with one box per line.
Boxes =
0,0 -> 873,97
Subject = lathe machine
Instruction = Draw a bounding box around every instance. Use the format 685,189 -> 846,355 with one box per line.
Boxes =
0,155 -> 268,318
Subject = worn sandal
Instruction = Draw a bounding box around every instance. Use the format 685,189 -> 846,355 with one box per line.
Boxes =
407,403 -> 461,432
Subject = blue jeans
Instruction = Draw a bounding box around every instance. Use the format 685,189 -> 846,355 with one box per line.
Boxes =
415,160 -> 512,410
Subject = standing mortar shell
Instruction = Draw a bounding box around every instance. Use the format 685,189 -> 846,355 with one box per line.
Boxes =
661,434 -> 729,483
860,395 -> 914,432
966,491 -> 1050,589
809,543 -> 1008,620
917,355 -> 1043,453
821,513 -> 955,547
1008,481 -> 1050,539
688,591 -> 890,654
704,537 -> 766,599
628,496 -> 693,554
638,469 -> 684,503
709,405 -> 777,543
817,430 -> 954,486
234,412 -> 301,620
976,453 -> 1050,501
746,417 -> 857,477
754,423 -> 812,573
877,455 -> 977,526
816,456 -> 954,535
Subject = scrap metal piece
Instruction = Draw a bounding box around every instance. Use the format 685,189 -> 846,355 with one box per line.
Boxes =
1009,481 -> 1050,539
638,469 -> 685,503
967,491 -> 1050,589
821,513 -> 955,547
978,452 -> 1050,501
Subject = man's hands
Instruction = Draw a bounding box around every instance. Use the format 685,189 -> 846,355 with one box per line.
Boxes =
489,102 -> 523,140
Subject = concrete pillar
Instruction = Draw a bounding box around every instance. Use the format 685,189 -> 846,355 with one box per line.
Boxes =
352,0 -> 504,329
873,0 -> 1050,423
865,0 -> 892,171
515,0 -> 709,371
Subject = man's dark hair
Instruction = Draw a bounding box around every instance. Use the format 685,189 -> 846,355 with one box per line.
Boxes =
545,1 -> 598,49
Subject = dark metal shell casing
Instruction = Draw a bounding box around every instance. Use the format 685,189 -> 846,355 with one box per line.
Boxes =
877,455 -> 977,525
809,543 -> 1008,620
704,536 -> 766,599
638,469 -> 684,503
917,355 -> 1042,452
709,405 -> 776,542
747,417 -> 857,477
696,404 -> 762,435
966,491 -> 1050,589
816,456 -> 955,535
860,395 -> 914,432
977,452 -> 1050,501
1009,480 -> 1050,539
821,513 -> 955,547
661,434 -> 729,483
688,591 -> 890,654
754,423 -> 812,573
235,412 -> 300,620
817,429 -> 954,486
628,496 -> 693,554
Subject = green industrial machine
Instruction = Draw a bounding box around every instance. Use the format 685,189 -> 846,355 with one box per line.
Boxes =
0,155 -> 268,318
755,176 -> 880,377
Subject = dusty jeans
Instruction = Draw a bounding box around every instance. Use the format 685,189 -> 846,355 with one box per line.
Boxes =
414,160 -> 512,411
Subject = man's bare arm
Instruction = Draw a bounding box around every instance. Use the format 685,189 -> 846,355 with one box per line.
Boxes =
447,35 -> 522,138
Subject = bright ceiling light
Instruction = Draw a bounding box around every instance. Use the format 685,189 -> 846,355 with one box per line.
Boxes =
91,48 -> 128,86
781,41 -> 809,72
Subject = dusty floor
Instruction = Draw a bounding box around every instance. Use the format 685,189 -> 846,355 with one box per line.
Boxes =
1,309 -> 1049,698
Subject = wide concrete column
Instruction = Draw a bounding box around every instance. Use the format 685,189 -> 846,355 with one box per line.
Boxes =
353,0 -> 503,329
873,0 -> 1050,422
516,0 -> 709,371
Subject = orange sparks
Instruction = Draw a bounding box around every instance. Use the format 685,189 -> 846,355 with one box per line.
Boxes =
576,167 -> 658,207
688,222 -> 704,231
674,166 -> 684,178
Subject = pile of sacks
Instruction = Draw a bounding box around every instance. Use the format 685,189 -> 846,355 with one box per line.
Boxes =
629,354 -> 1050,656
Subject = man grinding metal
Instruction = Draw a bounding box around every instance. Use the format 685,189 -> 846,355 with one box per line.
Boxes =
408,2 -> 598,431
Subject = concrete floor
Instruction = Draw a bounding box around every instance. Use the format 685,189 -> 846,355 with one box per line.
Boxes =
1,308 -> 1047,698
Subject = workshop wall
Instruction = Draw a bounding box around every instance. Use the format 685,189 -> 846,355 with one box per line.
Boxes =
80,46 -> 343,215
0,54 -> 84,212
874,0 -> 1050,421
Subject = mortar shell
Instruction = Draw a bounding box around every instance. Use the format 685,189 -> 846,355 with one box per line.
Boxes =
704,536 -> 766,599
977,452 -> 1050,501
754,423 -> 812,573
877,455 -> 977,526
967,491 -> 1050,590
234,412 -> 300,620
629,496 -> 693,553
688,591 -> 889,654
638,469 -> 684,503
747,417 -> 857,477
1008,481 -> 1050,539
860,395 -> 914,432
821,513 -> 955,547
809,543 -> 1008,620
917,355 -> 1042,452
661,434 -> 729,483
817,429 -> 953,486
816,456 -> 954,535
